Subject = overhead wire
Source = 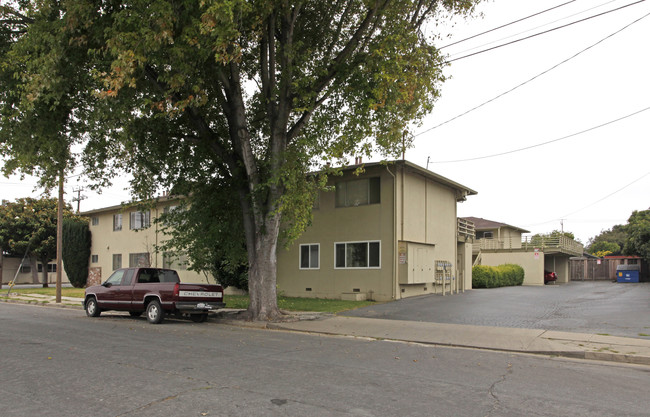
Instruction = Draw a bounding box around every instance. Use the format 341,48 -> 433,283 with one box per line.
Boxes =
443,0 -> 647,64
439,0 -> 577,50
446,0 -> 620,58
429,105 -> 650,163
415,9 -> 650,138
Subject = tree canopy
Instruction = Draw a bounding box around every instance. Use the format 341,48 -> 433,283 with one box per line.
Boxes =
2,0 -> 481,319
624,209 -> 650,262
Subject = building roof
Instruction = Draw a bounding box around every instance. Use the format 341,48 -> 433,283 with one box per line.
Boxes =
461,216 -> 530,234
340,160 -> 478,201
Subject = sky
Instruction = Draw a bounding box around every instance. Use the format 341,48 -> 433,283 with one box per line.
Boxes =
1,0 -> 649,245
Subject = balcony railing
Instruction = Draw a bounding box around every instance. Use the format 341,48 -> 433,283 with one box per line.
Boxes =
474,235 -> 583,256
457,218 -> 475,241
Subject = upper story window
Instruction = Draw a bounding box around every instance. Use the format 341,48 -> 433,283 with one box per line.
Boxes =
91,216 -> 99,226
335,177 -> 380,207
477,231 -> 494,239
113,214 -> 123,231
130,210 -> 150,230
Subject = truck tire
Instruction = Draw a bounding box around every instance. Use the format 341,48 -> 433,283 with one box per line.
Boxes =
146,300 -> 164,324
85,297 -> 101,317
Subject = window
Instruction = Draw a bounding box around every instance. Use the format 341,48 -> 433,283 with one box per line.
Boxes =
104,269 -> 125,286
477,231 -> 494,239
112,254 -> 122,270
91,216 -> 99,226
37,264 -> 57,273
335,177 -> 380,207
129,252 -> 150,267
163,252 -> 188,270
299,244 -> 320,269
91,255 -> 99,263
335,241 -> 380,269
130,210 -> 150,230
19,265 -> 31,274
113,214 -> 122,231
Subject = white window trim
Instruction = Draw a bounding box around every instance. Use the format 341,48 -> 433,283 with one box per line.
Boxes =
299,243 -> 320,270
334,240 -> 381,269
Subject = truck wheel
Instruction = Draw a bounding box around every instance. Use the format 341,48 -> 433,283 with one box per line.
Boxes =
85,297 -> 101,317
190,313 -> 208,323
146,300 -> 164,324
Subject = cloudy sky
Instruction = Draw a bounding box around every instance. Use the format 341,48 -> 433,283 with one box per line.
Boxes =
2,0 -> 648,244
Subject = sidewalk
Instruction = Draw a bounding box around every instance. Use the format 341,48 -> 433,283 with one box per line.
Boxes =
4,292 -> 650,365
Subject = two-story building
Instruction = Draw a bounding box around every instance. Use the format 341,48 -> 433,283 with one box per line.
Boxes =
276,160 -> 477,301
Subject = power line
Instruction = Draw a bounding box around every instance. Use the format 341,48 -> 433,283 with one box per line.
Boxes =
416,9 -> 650,138
429,105 -> 650,163
439,1 -> 577,50
524,171 -> 650,227
443,0 -> 647,64
446,0 -> 620,58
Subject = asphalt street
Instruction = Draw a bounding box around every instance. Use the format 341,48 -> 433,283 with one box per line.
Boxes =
342,281 -> 650,339
2,302 -> 650,416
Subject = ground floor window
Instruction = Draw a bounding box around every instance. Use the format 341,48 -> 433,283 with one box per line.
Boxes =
112,254 -> 122,270
300,244 -> 319,269
163,252 -> 188,270
335,241 -> 380,269
91,255 -> 99,263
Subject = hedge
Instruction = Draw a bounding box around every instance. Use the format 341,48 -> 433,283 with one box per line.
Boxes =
472,264 -> 524,288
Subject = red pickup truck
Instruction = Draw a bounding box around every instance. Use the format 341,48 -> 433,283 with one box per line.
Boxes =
83,267 -> 225,324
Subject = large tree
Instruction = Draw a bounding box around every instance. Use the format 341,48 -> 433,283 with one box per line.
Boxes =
7,1 -> 481,320
0,198 -> 75,287
624,209 -> 650,262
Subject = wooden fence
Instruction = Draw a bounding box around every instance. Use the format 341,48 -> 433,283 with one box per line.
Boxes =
570,257 -> 649,281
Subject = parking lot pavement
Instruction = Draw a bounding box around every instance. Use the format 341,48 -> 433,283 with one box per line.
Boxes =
341,281 -> 650,339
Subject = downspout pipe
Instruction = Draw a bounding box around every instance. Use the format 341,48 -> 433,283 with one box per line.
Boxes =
386,164 -> 397,300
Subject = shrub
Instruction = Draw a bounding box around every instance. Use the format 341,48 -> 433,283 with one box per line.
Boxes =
62,218 -> 91,288
472,264 -> 524,288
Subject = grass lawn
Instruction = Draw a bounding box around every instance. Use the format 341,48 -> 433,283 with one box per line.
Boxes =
225,294 -> 378,313
5,287 -> 378,313
7,287 -> 86,298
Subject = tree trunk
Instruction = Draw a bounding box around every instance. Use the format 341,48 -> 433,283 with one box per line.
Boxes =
41,263 -> 49,288
0,247 -> 3,289
245,212 -> 283,321
30,256 -> 39,285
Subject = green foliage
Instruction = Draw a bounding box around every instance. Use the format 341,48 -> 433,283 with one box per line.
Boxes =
589,241 -> 620,257
62,218 -> 91,288
472,264 -> 524,288
587,224 -> 627,256
624,210 -> 650,262
0,197 -> 73,261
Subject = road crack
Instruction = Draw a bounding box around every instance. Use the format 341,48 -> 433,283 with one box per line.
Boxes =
485,363 -> 513,417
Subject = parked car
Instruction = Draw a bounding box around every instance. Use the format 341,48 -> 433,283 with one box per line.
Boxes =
83,267 -> 225,323
544,270 -> 557,284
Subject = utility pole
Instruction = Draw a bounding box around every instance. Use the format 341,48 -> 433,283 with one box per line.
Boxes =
56,170 -> 64,303
71,187 -> 87,213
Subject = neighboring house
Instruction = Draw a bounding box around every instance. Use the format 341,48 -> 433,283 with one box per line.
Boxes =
276,160 -> 477,302
81,196 -> 209,287
464,216 -> 584,285
1,255 -> 69,285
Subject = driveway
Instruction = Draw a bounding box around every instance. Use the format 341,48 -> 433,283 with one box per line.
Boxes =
341,281 -> 650,339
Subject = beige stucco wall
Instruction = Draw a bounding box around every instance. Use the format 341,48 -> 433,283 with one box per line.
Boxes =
86,203 -> 213,285
480,250 -> 545,286
277,166 -> 396,301
277,163 -> 468,301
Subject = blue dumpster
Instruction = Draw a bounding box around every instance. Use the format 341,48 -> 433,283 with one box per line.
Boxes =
616,265 -> 640,283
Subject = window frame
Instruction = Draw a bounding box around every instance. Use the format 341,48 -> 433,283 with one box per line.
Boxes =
129,210 -> 151,230
335,177 -> 380,208
91,254 -> 99,263
113,213 -> 123,231
334,240 -> 381,269
91,216 -> 99,226
299,243 -> 320,270
112,254 -> 122,271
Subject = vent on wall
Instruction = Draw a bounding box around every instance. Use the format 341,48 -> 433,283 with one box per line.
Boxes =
353,288 -> 360,292
305,288 -> 312,291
